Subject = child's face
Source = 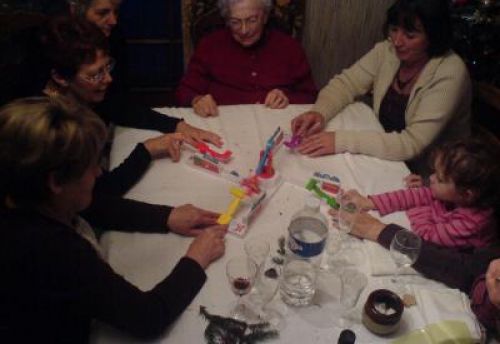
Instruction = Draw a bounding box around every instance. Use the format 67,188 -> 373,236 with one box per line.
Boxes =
429,156 -> 463,204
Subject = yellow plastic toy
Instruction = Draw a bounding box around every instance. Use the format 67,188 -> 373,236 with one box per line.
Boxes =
217,187 -> 246,225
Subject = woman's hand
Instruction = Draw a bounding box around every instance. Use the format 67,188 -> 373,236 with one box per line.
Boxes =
192,94 -> 218,117
343,189 -> 375,211
167,204 -> 220,236
404,173 -> 424,188
297,131 -> 335,157
291,111 -> 325,136
329,208 -> 385,241
265,89 -> 289,109
143,132 -> 184,161
176,121 -> 223,147
185,225 -> 227,269
485,259 -> 500,309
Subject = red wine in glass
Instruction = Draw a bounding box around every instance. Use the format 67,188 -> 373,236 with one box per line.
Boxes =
232,277 -> 251,295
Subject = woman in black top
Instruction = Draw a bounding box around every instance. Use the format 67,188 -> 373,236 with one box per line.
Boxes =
0,97 -> 227,343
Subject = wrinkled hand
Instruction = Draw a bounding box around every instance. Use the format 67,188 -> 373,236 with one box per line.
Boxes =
329,208 -> 385,242
297,131 -> 335,157
185,225 -> 227,269
176,121 -> 223,147
192,94 -> 218,117
291,111 -> 325,136
143,132 -> 184,161
343,189 -> 375,211
264,89 -> 289,109
485,259 -> 500,309
167,204 -> 220,236
404,174 -> 424,188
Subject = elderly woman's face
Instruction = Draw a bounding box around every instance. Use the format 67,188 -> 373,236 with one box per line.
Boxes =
227,0 -> 268,47
68,49 -> 113,104
85,0 -> 121,37
388,18 -> 429,65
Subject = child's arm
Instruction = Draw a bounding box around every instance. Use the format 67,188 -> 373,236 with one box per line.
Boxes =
412,208 -> 494,248
343,189 -> 375,211
369,187 -> 434,215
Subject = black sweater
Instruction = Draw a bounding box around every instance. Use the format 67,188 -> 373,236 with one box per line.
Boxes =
0,207 -> 206,343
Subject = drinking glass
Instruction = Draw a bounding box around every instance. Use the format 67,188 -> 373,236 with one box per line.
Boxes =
226,256 -> 258,320
336,268 -> 368,328
325,193 -> 360,270
244,238 -> 270,270
389,230 -> 422,295
247,259 -> 285,329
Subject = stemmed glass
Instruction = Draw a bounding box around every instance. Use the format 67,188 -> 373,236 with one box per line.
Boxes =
335,268 -> 368,328
389,229 -> 422,295
244,238 -> 270,271
226,256 -> 258,321
325,193 -> 360,270
247,259 -> 285,329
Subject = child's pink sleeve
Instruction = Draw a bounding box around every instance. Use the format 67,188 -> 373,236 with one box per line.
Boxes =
369,187 -> 433,216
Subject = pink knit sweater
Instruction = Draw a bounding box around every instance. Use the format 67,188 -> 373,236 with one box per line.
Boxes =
370,187 -> 496,248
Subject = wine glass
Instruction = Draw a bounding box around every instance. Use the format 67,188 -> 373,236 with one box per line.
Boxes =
226,256 -> 258,320
389,230 -> 422,295
325,193 -> 360,270
336,268 -> 368,328
244,238 -> 270,271
247,258 -> 285,329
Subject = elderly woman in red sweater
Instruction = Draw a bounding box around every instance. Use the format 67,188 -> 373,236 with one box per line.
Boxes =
176,0 -> 317,117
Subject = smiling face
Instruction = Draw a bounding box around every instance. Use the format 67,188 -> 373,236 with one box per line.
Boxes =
227,0 -> 268,47
67,49 -> 113,104
388,18 -> 429,66
85,0 -> 121,37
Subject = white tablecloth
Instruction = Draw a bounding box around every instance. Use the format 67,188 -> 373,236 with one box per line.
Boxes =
91,103 -> 481,344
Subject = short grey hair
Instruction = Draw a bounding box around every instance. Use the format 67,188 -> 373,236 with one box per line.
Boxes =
217,0 -> 272,18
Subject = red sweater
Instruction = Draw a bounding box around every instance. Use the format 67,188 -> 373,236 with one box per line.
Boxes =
176,28 -> 317,106
370,187 -> 496,249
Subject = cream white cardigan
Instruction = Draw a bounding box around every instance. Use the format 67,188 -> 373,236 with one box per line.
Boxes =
313,40 -> 471,174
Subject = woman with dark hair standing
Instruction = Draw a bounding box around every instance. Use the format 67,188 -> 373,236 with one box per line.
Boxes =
292,0 -> 470,176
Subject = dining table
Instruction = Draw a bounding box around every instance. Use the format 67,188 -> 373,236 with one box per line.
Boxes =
90,102 -> 482,344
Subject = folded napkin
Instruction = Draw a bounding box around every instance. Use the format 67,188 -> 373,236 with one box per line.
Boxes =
363,241 -> 419,276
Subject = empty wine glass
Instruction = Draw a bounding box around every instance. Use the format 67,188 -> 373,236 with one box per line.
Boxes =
244,238 -> 270,270
389,230 -> 422,295
226,256 -> 258,320
247,258 -> 285,329
326,193 -> 360,269
336,268 -> 368,328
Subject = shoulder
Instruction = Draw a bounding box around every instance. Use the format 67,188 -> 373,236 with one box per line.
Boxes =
197,28 -> 232,48
267,29 -> 302,49
431,51 -> 470,80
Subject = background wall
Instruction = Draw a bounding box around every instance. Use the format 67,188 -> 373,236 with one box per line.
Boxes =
302,0 -> 396,88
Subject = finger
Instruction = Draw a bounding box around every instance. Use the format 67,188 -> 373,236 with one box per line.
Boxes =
264,92 -> 274,107
305,121 -> 323,136
291,117 -> 301,134
271,95 -> 283,109
169,141 -> 181,162
202,131 -> 223,147
207,98 -> 218,116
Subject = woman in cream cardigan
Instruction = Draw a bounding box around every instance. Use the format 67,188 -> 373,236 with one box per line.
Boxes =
292,0 -> 470,175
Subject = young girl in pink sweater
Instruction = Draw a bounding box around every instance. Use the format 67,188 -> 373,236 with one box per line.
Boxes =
349,138 -> 500,249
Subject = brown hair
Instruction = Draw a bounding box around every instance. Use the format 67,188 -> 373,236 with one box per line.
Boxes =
432,137 -> 500,211
0,96 -> 107,207
39,15 -> 108,80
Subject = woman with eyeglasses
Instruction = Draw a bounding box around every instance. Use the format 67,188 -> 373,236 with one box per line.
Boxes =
0,97 -> 227,343
176,0 -> 317,117
37,16 -> 225,232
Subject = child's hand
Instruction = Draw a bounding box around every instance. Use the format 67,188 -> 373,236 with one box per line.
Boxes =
343,189 -> 374,211
404,174 -> 424,188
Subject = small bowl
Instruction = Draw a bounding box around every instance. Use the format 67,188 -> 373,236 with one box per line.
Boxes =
362,289 -> 404,335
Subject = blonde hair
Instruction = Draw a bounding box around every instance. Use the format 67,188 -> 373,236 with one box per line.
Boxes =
0,97 -> 107,207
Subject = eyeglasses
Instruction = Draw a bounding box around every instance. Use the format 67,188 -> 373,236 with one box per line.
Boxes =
78,58 -> 115,84
227,14 -> 262,31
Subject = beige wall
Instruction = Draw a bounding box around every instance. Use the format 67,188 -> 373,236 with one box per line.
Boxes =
302,0 -> 396,88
